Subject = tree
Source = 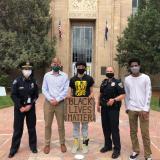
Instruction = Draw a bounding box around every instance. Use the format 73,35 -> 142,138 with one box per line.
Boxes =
138,0 -> 147,10
116,0 -> 160,74
0,0 -> 55,75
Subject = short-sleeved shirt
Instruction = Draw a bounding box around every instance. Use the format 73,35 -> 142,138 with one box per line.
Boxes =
69,74 -> 94,97
100,77 -> 125,110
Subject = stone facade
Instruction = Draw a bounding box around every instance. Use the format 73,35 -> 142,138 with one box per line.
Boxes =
50,0 -> 132,86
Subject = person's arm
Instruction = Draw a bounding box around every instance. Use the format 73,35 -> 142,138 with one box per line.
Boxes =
11,79 -> 21,110
96,92 -> 101,112
114,94 -> 125,102
55,76 -> 69,102
31,80 -> 39,105
89,86 -> 94,98
143,76 -> 152,112
42,74 -> 53,101
67,87 -> 73,98
67,77 -> 74,98
124,79 -> 130,111
107,80 -> 125,106
89,77 -> 94,98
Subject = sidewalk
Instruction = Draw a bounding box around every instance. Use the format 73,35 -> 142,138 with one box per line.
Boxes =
0,94 -> 160,160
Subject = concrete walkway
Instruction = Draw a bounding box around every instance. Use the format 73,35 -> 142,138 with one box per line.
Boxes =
0,93 -> 160,160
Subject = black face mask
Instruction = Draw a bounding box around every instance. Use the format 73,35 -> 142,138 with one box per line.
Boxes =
77,69 -> 85,74
106,73 -> 114,78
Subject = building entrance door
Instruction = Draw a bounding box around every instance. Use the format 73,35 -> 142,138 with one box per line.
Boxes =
71,23 -> 94,76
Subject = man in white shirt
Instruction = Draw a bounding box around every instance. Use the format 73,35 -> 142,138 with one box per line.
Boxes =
124,58 -> 152,160
42,57 -> 69,154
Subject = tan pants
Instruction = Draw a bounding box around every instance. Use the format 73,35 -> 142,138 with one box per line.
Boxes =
128,110 -> 152,158
44,99 -> 65,146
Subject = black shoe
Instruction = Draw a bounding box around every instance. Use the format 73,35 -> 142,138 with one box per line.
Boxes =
8,152 -> 16,158
112,150 -> 120,159
100,146 -> 112,153
31,148 -> 38,153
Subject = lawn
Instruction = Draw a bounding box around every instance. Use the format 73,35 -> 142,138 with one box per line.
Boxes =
151,96 -> 160,112
0,95 -> 160,111
0,96 -> 13,109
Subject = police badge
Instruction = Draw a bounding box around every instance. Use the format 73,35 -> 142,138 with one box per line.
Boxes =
111,82 -> 115,86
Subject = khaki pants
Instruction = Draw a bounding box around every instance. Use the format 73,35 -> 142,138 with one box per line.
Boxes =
44,99 -> 65,146
128,110 -> 152,158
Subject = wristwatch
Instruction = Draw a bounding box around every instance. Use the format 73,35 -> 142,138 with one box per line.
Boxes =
114,98 -> 117,102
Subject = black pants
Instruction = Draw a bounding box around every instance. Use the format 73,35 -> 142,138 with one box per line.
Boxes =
101,107 -> 121,152
10,106 -> 37,153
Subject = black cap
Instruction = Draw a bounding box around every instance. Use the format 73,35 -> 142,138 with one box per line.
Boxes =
75,61 -> 87,68
20,62 -> 32,69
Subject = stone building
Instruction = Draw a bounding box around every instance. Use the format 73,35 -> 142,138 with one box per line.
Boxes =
49,0 -> 139,86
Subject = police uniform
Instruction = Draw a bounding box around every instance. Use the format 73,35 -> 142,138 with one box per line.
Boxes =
9,63 -> 38,157
100,77 -> 125,153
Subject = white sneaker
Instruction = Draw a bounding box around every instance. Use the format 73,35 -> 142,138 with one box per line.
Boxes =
129,152 -> 139,160
145,157 -> 152,160
71,138 -> 79,154
82,139 -> 89,154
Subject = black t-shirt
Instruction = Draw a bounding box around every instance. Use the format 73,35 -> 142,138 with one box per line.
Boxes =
69,74 -> 94,97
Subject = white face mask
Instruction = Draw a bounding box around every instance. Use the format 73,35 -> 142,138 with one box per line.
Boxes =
22,70 -> 32,78
130,66 -> 140,74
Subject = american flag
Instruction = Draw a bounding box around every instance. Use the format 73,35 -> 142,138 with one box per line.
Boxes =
58,20 -> 62,39
105,26 -> 108,41
105,20 -> 108,41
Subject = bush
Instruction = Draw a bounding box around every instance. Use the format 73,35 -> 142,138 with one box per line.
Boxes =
0,74 -> 11,87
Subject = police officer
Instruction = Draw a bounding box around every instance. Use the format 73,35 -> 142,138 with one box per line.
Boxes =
8,62 -> 39,158
97,66 -> 125,159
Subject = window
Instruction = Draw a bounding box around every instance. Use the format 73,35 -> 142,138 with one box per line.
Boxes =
132,0 -> 139,15
72,26 -> 93,63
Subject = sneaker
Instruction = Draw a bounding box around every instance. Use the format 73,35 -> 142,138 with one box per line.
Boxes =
82,138 -> 89,154
71,138 -> 79,154
129,152 -> 139,160
145,157 -> 152,160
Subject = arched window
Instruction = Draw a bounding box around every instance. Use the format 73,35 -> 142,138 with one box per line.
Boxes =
132,0 -> 139,15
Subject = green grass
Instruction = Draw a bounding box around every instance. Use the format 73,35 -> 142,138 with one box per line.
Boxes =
0,96 -> 13,109
151,96 -> 160,112
0,95 -> 160,111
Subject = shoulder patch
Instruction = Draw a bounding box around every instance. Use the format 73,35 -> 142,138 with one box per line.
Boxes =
102,79 -> 107,83
13,80 -> 17,85
118,82 -> 124,88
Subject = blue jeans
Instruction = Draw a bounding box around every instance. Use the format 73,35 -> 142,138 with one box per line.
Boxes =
73,122 -> 88,138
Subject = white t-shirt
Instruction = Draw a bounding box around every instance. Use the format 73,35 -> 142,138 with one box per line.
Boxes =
124,73 -> 152,112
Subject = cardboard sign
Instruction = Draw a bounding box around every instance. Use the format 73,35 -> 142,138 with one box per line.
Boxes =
65,97 -> 95,122
0,86 -> 7,96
